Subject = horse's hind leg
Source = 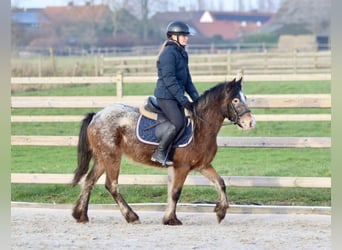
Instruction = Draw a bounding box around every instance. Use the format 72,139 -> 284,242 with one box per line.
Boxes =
104,153 -> 140,224
72,160 -> 104,223
199,164 -> 229,223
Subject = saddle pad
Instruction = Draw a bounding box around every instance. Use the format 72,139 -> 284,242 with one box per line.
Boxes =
136,115 -> 193,148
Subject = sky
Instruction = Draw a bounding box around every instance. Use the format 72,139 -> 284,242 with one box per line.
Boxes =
11,0 -> 267,12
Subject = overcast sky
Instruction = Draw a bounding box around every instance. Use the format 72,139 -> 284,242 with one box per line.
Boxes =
11,0 -> 268,12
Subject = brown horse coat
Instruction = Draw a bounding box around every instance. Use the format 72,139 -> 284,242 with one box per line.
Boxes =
72,77 -> 255,225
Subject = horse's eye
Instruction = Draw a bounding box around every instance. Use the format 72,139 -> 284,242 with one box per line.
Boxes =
232,98 -> 240,104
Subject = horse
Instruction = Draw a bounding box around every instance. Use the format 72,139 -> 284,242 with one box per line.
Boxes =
71,75 -> 256,225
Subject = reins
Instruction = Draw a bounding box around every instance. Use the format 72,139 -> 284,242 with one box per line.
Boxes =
192,102 -> 251,128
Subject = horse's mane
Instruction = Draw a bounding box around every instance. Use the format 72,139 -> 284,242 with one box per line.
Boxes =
193,80 -> 237,112
190,80 -> 239,126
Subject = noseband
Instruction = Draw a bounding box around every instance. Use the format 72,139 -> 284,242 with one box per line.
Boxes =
227,102 -> 251,127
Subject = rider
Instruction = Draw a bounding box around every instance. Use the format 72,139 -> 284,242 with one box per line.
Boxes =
151,21 -> 199,166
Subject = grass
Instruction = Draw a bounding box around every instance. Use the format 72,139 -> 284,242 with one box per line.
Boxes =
11,79 -> 331,206
11,121 -> 330,137
11,184 -> 331,206
11,146 -> 330,177
11,56 -> 97,77
12,80 -> 331,96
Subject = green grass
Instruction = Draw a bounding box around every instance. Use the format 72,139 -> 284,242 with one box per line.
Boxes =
12,56 -> 98,77
11,184 -> 330,206
11,146 -> 331,205
11,121 -> 330,137
11,147 -> 330,177
12,80 -> 331,96
11,79 -> 331,206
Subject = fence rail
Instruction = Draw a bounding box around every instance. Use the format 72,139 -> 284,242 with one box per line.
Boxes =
11,74 -> 331,85
11,73 -> 331,99
11,94 -> 331,109
10,135 -> 331,148
11,75 -> 331,192
10,114 -> 331,122
100,50 -> 331,76
11,173 -> 331,188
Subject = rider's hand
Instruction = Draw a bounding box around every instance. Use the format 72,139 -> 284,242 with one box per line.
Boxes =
183,101 -> 193,112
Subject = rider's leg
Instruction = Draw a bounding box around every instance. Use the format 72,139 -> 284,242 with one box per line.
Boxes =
152,99 -> 185,166
151,123 -> 177,166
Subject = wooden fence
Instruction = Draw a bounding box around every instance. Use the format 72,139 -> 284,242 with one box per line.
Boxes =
11,73 -> 331,99
100,50 -> 331,76
11,75 -> 331,190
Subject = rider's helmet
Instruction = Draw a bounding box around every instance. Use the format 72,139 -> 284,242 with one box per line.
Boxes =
166,21 -> 190,38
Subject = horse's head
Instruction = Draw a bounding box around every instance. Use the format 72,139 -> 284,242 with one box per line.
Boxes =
223,74 -> 256,130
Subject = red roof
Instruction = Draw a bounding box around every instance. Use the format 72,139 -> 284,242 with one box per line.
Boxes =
194,11 -> 274,40
195,20 -> 262,40
44,4 -> 109,23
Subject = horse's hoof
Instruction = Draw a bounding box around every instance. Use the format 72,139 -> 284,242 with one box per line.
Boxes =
125,212 -> 140,224
162,217 -> 183,226
76,215 -> 89,223
129,219 -> 141,224
72,210 -> 89,223
214,203 -> 228,223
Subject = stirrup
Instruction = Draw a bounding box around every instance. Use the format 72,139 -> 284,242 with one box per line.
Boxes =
151,156 -> 173,167
151,152 -> 173,167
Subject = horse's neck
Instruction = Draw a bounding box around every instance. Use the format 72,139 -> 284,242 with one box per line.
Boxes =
194,108 -> 224,139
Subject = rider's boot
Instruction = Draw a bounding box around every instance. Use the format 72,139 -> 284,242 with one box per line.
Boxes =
151,124 -> 177,166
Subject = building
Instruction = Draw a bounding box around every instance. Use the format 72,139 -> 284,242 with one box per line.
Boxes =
150,10 -> 274,43
194,11 -> 274,41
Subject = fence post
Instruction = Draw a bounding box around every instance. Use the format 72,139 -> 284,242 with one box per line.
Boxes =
116,71 -> 123,98
49,47 -> 56,76
100,54 -> 104,76
293,50 -> 297,74
263,50 -> 268,73
314,51 -> 318,70
226,50 -> 231,75
38,55 -> 42,77
94,55 -> 98,76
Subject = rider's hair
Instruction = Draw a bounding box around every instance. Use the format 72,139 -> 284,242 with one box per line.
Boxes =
156,40 -> 168,61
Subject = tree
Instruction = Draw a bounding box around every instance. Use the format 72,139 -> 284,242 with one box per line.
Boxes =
104,0 -> 168,42
140,0 -> 149,40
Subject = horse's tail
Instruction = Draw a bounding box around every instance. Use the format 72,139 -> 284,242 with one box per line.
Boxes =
71,112 -> 96,187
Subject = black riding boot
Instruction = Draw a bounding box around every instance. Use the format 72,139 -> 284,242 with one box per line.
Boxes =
151,124 -> 177,166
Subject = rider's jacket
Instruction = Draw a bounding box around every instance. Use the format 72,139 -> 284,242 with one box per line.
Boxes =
154,40 -> 199,105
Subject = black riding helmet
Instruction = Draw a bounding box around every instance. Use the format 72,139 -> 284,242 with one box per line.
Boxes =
166,21 -> 191,38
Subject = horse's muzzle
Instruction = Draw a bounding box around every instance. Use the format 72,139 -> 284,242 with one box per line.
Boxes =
238,113 -> 256,131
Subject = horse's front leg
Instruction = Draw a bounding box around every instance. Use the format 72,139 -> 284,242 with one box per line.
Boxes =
163,166 -> 189,226
199,164 -> 229,223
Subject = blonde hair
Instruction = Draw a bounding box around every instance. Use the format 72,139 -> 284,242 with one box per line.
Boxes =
156,40 -> 168,61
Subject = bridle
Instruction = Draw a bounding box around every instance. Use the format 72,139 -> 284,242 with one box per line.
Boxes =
194,98 -> 251,128
228,102 -> 251,128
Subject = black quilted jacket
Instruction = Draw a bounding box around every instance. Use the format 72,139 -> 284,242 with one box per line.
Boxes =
154,40 -> 199,105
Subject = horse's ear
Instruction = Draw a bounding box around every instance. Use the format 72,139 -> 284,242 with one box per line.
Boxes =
225,77 -> 235,93
235,69 -> 244,90
235,69 -> 244,82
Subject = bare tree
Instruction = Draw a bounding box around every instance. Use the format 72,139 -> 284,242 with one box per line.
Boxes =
140,0 -> 149,40
102,0 -> 128,37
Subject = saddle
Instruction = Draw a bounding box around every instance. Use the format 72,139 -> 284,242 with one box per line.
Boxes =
136,97 -> 193,147
140,96 -> 190,120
